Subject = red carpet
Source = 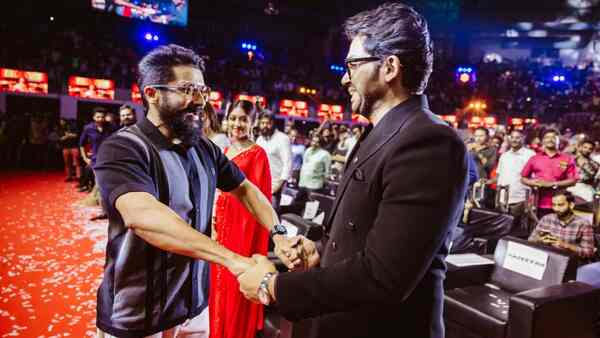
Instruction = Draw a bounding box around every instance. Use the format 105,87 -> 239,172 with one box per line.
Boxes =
0,172 -> 106,337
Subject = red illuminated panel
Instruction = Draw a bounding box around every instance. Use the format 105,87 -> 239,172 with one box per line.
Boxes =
484,117 -> 496,125
132,84 -> 142,104
0,68 -> 48,94
510,118 -> 523,125
209,91 -> 223,111
68,76 -> 115,100
318,103 -> 344,121
279,99 -> 308,117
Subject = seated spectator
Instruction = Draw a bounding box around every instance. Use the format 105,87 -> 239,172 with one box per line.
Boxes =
529,190 -> 595,259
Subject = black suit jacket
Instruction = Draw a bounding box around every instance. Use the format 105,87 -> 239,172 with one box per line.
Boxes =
274,95 -> 468,338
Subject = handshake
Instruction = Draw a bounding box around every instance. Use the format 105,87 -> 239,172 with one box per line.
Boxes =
228,235 -> 320,304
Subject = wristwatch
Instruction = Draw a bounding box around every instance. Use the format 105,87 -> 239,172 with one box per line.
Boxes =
257,272 -> 276,305
270,224 -> 287,238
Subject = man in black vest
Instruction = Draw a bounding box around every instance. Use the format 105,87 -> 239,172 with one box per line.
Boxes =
237,3 -> 468,338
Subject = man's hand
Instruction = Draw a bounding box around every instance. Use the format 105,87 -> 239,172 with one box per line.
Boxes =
552,240 -> 576,252
83,157 -> 91,166
238,254 -> 277,303
290,236 -> 320,271
227,255 -> 256,277
273,235 -> 303,270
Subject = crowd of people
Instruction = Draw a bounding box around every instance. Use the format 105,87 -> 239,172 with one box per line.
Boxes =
464,123 -> 600,260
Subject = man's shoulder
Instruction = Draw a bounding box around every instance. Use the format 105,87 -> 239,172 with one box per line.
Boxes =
572,215 -> 593,228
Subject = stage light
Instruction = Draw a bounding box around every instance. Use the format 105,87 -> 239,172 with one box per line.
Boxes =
242,43 -> 247,49
153,35 -> 159,41
50,16 -> 55,21
559,75 -> 565,81
526,97 -> 532,102
300,87 -> 306,94
145,33 -> 153,40
459,73 -> 471,83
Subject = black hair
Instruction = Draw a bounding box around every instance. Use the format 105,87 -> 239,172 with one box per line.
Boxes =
137,44 -> 205,110
344,2 -> 433,94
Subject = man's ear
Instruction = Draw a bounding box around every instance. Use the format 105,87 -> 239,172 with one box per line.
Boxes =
382,55 -> 402,83
143,86 -> 159,106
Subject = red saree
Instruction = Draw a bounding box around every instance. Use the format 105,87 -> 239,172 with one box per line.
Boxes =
209,144 -> 272,338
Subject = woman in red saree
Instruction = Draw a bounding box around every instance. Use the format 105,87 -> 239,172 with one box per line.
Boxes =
209,100 -> 271,338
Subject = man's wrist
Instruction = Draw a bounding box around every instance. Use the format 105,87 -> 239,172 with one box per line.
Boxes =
268,272 -> 278,302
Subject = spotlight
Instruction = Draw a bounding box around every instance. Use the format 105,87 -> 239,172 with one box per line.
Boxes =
553,75 -> 560,82
145,33 -> 153,40
153,35 -> 159,41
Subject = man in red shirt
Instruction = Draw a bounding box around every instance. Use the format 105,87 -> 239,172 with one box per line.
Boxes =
521,129 -> 578,218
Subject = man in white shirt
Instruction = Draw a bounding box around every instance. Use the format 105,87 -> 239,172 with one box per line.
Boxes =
491,129 -> 535,234
256,112 -> 292,209
299,134 -> 332,191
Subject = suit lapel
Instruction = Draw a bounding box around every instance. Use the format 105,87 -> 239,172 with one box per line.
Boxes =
325,96 -> 428,228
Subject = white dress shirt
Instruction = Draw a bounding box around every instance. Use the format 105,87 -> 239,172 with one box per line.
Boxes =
496,147 -> 535,204
256,129 -> 292,193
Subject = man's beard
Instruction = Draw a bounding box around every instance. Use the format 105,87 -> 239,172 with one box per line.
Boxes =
260,126 -> 274,137
159,101 -> 204,147
354,93 -> 376,118
122,119 -> 136,127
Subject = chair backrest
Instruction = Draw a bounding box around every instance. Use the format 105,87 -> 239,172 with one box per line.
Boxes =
307,191 -> 335,221
490,236 -> 577,293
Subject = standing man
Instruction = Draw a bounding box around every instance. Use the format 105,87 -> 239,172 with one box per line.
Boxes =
491,129 -> 535,233
521,129 -> 579,219
78,108 -> 115,192
468,127 -> 497,180
238,3 -> 468,338
94,44 -> 299,338
119,104 -> 137,128
256,112 -> 292,209
569,138 -> 599,202
299,134 -> 332,192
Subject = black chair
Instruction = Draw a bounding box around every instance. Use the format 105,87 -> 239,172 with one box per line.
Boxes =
445,236 -> 600,338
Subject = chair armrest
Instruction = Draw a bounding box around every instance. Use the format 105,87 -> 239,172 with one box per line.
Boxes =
508,281 -> 600,338
445,258 -> 495,290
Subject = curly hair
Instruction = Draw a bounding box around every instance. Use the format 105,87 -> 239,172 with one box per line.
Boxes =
344,2 -> 433,94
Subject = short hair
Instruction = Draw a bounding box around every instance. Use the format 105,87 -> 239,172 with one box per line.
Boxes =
119,104 -> 134,112
92,107 -> 106,115
257,111 -> 274,122
343,2 -> 433,94
473,127 -> 489,137
552,190 -> 575,204
137,44 -> 205,110
542,128 -> 560,139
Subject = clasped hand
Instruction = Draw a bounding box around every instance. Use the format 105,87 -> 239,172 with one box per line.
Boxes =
234,236 -> 320,303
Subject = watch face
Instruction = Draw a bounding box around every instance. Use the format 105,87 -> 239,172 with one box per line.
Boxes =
273,224 -> 287,235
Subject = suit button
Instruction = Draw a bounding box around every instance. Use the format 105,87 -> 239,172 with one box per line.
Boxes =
331,241 -> 338,251
346,221 -> 356,231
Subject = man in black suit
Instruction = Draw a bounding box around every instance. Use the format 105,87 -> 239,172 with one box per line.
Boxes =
237,3 -> 468,338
